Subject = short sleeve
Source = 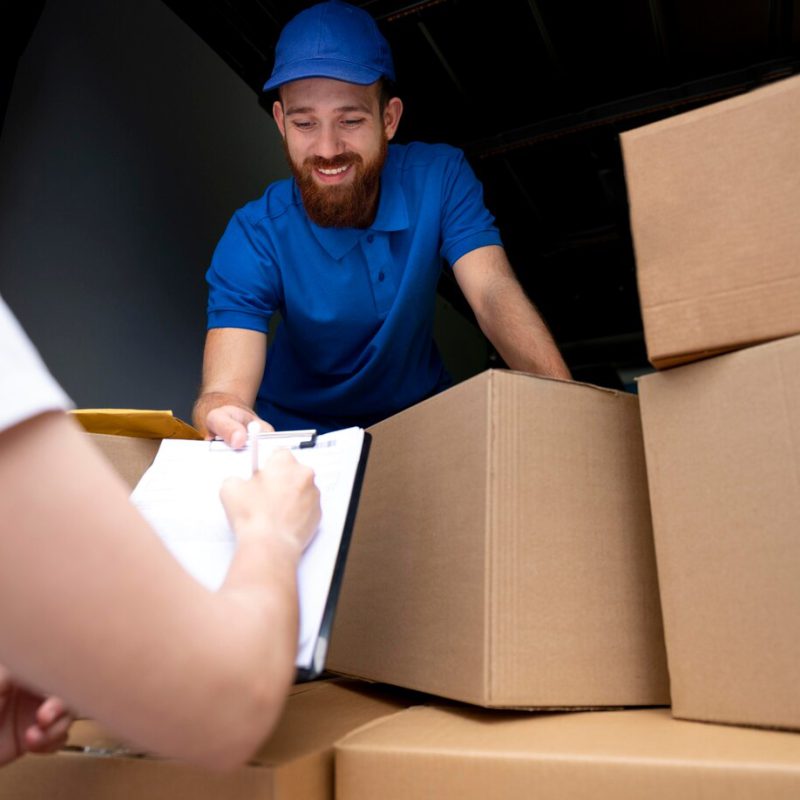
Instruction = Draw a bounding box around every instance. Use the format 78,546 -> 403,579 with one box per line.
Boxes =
206,209 -> 283,334
439,149 -> 503,267
0,295 -> 73,433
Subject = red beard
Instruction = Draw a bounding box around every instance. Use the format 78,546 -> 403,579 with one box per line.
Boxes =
288,137 -> 388,229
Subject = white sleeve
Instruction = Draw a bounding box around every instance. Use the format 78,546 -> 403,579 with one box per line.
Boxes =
0,295 -> 73,433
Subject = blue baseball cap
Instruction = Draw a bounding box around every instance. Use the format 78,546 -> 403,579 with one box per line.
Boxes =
263,1 -> 395,92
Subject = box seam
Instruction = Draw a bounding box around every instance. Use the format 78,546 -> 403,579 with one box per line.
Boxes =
484,370 -> 496,706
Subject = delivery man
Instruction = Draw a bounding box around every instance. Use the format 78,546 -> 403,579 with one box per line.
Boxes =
194,0 -> 570,446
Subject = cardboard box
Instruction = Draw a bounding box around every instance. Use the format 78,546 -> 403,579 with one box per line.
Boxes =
327,369 -> 670,708
622,74 -> 800,368
89,431 -> 160,489
0,679 -> 413,800
638,335 -> 800,730
336,705 -> 800,799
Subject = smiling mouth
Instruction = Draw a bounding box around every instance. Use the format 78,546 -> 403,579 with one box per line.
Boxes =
316,164 -> 352,176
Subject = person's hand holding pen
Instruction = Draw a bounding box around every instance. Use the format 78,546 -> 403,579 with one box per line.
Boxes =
220,448 -> 320,556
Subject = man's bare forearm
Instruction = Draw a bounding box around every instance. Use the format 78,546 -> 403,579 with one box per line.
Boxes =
453,246 -> 570,381
479,274 -> 571,380
195,328 -> 268,439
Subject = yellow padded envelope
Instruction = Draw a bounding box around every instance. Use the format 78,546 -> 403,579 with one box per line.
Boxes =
70,409 -> 203,440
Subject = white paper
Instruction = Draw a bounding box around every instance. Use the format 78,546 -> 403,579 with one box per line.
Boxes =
130,427 -> 365,670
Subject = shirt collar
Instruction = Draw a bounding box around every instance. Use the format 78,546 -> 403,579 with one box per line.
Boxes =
371,147 -> 409,233
298,146 -> 410,262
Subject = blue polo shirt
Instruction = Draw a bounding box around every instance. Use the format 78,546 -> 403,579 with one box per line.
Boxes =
207,142 -> 502,432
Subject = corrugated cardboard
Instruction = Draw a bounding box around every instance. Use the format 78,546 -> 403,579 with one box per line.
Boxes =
336,705 -> 800,799
327,369 -> 669,708
89,431 -> 160,489
0,679 -> 412,800
638,335 -> 800,730
622,74 -> 800,368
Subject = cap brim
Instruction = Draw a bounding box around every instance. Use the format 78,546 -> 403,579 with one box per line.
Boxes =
263,58 -> 389,92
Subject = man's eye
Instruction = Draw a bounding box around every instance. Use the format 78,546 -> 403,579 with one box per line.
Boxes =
293,121 -> 315,130
342,118 -> 364,128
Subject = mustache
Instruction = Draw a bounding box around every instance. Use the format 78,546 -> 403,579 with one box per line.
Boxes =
303,153 -> 363,171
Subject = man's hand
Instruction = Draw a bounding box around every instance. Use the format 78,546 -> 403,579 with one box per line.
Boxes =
205,404 -> 274,450
221,449 -> 321,554
0,666 -> 74,766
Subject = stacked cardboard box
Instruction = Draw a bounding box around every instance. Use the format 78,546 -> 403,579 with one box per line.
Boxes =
636,338 -> 800,731
335,706 -> 800,799
622,74 -> 800,368
327,368 -> 670,708
622,74 -> 800,732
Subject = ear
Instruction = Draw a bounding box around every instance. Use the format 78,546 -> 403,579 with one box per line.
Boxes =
273,100 -> 287,139
383,97 -> 403,141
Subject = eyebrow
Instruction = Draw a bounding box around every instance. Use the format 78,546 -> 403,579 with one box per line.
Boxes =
285,103 -> 374,116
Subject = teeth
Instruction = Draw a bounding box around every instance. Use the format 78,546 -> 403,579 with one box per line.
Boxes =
318,164 -> 350,175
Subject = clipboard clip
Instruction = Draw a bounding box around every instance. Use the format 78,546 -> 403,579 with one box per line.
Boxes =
253,429 -> 318,449
209,429 -> 318,452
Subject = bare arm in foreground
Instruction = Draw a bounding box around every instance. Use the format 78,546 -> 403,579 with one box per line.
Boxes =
193,327 -> 273,448
0,411 -> 319,770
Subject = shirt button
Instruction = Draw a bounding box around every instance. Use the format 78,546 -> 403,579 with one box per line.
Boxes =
367,234 -> 374,243
378,271 -> 385,282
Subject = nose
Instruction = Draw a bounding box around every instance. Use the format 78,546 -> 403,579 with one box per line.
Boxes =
314,122 -> 344,160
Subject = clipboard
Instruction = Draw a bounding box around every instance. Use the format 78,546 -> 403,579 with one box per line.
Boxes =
129,426 -> 371,682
